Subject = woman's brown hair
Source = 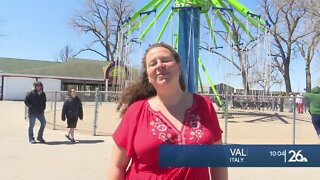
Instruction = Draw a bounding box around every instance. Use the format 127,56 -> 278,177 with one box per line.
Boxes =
117,42 -> 186,117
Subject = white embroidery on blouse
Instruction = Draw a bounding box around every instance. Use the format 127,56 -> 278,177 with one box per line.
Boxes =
188,113 -> 204,143
149,111 -> 205,144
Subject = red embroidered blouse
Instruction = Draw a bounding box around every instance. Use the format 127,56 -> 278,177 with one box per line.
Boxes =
113,94 -> 223,180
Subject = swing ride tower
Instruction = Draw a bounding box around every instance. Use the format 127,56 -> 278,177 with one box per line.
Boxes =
122,0 -> 269,105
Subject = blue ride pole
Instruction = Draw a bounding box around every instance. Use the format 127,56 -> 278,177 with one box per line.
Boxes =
178,7 -> 200,93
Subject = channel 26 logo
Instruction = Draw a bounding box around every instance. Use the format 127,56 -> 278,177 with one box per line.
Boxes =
287,150 -> 308,163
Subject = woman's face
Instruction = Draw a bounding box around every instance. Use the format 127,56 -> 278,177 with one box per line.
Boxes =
145,47 -> 181,91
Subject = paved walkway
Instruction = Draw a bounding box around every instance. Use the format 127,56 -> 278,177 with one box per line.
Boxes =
0,101 -> 113,180
0,101 -> 319,180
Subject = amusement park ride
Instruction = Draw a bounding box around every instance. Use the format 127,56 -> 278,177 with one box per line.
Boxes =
105,0 -> 270,107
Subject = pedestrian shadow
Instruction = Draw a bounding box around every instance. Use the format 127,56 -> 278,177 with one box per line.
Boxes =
45,139 -> 105,145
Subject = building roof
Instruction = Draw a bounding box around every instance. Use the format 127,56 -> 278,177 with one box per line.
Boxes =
0,57 -> 58,72
0,57 -> 109,79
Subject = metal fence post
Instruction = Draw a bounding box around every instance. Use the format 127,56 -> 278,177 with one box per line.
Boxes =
105,79 -> 108,102
53,91 -> 57,130
224,96 -> 228,144
51,92 -> 53,111
25,105 -> 28,120
293,95 -> 296,144
93,88 -> 100,136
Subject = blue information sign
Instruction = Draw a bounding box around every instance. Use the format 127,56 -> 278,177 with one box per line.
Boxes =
159,145 -> 320,167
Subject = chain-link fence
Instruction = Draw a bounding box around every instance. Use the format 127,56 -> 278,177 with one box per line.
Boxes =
42,90 -> 121,136
34,90 -> 317,144
202,94 -> 316,144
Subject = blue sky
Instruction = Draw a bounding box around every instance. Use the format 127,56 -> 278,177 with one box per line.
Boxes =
0,0 -> 98,61
0,0 -> 319,92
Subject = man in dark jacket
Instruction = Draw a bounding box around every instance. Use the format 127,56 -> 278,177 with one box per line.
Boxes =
24,81 -> 47,143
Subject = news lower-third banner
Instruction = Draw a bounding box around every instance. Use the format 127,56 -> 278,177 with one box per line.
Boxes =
159,145 -> 320,167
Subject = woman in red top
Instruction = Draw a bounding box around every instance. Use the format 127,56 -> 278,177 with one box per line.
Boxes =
107,42 -> 228,180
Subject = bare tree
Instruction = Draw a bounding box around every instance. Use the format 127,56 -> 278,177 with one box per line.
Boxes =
251,65 -> 283,95
70,0 -> 134,61
260,0 -> 312,94
59,45 -> 74,62
203,15 -> 260,95
296,1 -> 320,92
296,34 -> 320,92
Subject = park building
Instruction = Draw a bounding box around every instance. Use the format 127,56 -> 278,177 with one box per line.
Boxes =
0,57 -> 286,101
0,57 -> 139,100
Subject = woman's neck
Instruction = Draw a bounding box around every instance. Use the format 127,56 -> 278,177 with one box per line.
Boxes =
156,88 -> 185,108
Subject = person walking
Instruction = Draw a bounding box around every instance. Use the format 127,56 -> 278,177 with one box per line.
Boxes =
61,88 -> 83,143
279,95 -> 284,112
304,86 -> 320,142
272,97 -> 278,111
24,81 -> 47,144
296,94 -> 304,114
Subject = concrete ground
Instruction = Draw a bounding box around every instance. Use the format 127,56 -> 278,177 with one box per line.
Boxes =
0,101 -> 113,180
0,101 -> 319,180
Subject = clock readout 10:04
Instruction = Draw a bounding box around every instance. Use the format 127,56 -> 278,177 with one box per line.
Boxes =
269,150 -> 308,163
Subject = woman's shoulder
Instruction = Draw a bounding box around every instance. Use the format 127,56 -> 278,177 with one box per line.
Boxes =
192,94 -> 217,113
126,98 -> 148,111
193,93 -> 212,104
121,98 -> 148,122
